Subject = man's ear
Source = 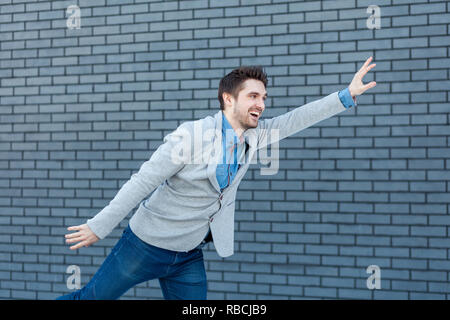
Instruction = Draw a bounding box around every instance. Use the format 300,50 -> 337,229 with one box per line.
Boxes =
222,92 -> 234,109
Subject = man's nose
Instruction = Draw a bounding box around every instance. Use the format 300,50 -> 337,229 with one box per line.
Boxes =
257,99 -> 265,111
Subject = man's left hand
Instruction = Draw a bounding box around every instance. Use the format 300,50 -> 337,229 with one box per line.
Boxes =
348,56 -> 377,97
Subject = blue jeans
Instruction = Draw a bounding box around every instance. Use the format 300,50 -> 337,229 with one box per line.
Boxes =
56,225 -> 207,300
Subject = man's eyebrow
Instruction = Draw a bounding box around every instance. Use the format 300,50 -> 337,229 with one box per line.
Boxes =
248,91 -> 268,97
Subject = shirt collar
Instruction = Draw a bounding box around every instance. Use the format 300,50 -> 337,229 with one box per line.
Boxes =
222,112 -> 244,145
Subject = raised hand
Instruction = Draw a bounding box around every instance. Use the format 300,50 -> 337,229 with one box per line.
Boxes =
65,223 -> 99,250
348,56 -> 377,97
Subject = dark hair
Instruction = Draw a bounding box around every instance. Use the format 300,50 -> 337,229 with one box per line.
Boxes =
218,66 -> 268,110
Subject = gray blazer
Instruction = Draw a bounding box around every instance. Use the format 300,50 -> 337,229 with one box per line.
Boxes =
87,91 -> 348,257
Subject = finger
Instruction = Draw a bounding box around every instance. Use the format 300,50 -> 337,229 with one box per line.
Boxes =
357,63 -> 376,80
65,231 -> 83,239
67,225 -> 82,231
360,56 -> 373,71
66,236 -> 84,244
70,240 -> 88,250
360,63 -> 376,78
357,57 -> 373,77
362,81 -> 377,92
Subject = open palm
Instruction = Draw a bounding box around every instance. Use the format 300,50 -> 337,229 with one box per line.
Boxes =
348,56 -> 377,97
65,223 -> 99,250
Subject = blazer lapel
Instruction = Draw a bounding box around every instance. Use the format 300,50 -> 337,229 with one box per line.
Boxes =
229,129 -> 257,185
206,111 -> 223,194
206,111 -> 259,193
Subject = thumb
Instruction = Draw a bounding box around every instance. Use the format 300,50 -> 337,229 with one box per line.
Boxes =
363,81 -> 377,92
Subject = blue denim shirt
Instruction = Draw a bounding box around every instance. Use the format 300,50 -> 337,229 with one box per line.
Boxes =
338,87 -> 357,109
216,88 -> 356,191
216,113 -> 246,192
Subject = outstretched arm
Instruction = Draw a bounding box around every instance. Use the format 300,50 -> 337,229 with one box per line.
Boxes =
256,56 -> 377,149
64,124 -> 189,250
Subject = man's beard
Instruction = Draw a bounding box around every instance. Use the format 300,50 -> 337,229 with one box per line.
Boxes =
234,108 -> 258,131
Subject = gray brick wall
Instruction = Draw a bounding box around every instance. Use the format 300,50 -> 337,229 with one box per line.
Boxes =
0,0 -> 449,300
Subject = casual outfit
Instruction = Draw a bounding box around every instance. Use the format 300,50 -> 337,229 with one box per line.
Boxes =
57,89 -> 355,300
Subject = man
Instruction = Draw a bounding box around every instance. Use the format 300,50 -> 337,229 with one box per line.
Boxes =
57,57 -> 376,300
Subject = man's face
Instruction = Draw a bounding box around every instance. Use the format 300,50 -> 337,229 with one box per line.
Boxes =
223,79 -> 267,132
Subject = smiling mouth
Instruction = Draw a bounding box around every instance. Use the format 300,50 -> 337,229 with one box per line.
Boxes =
249,111 -> 260,120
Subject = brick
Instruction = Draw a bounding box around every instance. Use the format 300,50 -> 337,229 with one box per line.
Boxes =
304,287 -> 337,298
429,260 -> 450,272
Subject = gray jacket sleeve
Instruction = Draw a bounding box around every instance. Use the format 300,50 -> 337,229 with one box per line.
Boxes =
255,91 -> 348,149
86,124 -> 188,239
